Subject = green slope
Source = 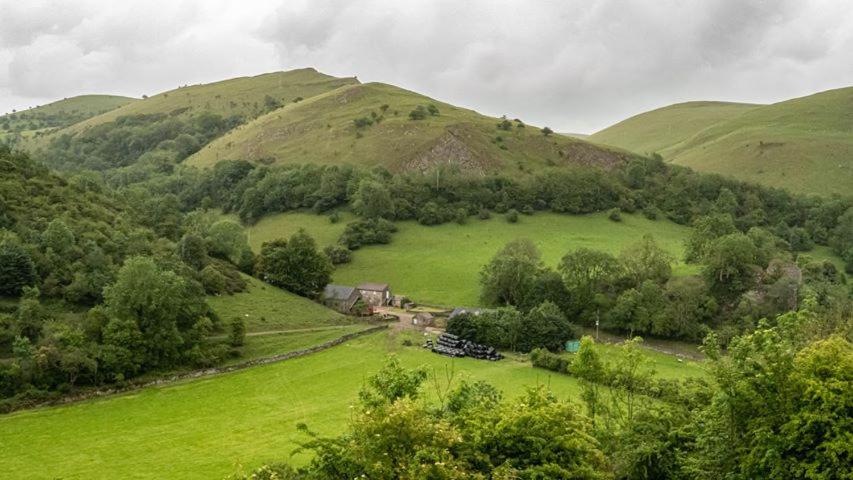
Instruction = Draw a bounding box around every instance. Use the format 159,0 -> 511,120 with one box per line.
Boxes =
0,94 -> 135,141
187,82 -> 632,173
669,87 -> 853,196
590,101 -> 761,156
35,68 -> 358,143
0,331 -> 705,479
591,87 -> 853,196
242,211 -> 699,306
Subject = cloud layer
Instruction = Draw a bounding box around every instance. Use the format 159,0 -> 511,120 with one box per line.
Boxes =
2,0 -> 852,132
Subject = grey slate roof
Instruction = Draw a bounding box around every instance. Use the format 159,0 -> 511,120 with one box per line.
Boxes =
357,282 -> 390,292
323,284 -> 357,301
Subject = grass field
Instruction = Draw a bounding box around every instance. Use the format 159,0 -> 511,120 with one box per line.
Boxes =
0,330 -> 705,479
591,87 -> 853,196
207,274 -> 351,332
186,81 -> 629,174
243,210 -> 699,306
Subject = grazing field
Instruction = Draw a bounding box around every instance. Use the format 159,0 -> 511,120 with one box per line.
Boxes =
0,330 -> 705,480
244,210 -> 699,306
592,87 -> 853,196
207,274 -> 351,332
186,81 -> 630,174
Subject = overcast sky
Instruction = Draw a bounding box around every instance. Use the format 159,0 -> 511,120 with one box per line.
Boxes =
1,0 -> 852,133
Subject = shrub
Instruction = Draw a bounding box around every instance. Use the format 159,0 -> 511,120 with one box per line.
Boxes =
339,218 -> 397,249
521,204 -> 535,215
497,119 -> 513,131
324,244 -> 352,265
329,212 -> 341,224
541,126 -> 554,136
478,208 -> 491,220
228,318 -> 246,347
426,104 -> 439,116
642,206 -> 658,220
608,208 -> 622,222
530,348 -> 571,373
505,209 -> 519,223
454,208 -> 468,225
200,265 -> 227,294
353,117 -> 373,128
408,106 -> 428,120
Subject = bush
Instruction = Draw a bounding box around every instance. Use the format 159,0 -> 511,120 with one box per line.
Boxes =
454,208 -> 468,225
608,208 -> 622,222
642,206 -> 658,220
478,208 -> 491,220
505,209 -> 519,223
324,244 -> 352,265
530,348 -> 571,373
329,212 -> 341,224
521,204 -> 535,215
228,318 -> 246,347
353,117 -> 373,128
200,265 -> 227,294
408,106 -> 428,120
339,218 -> 397,249
426,104 -> 439,116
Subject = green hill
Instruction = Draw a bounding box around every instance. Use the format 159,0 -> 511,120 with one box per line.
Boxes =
186,82 -> 631,173
591,88 -> 853,196
0,94 -> 135,142
589,101 -> 761,156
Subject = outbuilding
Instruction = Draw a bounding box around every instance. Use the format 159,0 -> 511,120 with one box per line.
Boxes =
357,282 -> 392,308
322,284 -> 362,314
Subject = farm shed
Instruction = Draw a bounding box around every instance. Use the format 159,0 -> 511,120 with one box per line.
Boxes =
413,312 -> 434,326
391,295 -> 410,308
322,284 -> 362,313
357,282 -> 392,307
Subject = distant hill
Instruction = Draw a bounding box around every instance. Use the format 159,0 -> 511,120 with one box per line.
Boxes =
186,81 -> 630,173
0,94 -> 135,142
590,88 -> 853,196
590,101 -> 761,156
54,68 -> 358,137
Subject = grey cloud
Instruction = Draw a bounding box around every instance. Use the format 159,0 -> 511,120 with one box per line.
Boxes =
1,0 -> 852,132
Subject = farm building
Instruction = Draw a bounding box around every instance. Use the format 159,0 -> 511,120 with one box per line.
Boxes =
322,284 -> 362,313
357,283 -> 392,307
391,295 -> 410,308
412,312 -> 434,326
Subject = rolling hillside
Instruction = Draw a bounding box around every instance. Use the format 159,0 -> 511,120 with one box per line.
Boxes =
186,81 -> 632,174
0,94 -> 135,142
589,101 -> 761,156
591,88 -> 853,196
29,68 -> 358,145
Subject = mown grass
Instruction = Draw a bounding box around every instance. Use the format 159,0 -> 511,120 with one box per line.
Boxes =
244,210 -> 699,306
186,81 -> 628,174
0,330 -> 705,479
592,87 -> 853,196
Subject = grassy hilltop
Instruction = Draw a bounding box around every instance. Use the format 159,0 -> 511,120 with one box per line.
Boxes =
186,81 -> 631,173
590,87 -> 853,196
30,69 -> 358,145
0,94 -> 135,142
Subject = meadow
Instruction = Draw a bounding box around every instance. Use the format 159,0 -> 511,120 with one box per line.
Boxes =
243,210 -> 700,306
0,330 -> 705,479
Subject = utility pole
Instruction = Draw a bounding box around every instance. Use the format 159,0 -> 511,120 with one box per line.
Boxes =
595,310 -> 600,341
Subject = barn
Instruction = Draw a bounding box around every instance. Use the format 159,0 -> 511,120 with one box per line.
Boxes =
357,282 -> 392,308
322,284 -> 362,314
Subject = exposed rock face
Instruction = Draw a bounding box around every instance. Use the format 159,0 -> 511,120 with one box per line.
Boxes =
403,125 -> 497,174
559,141 -> 632,170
